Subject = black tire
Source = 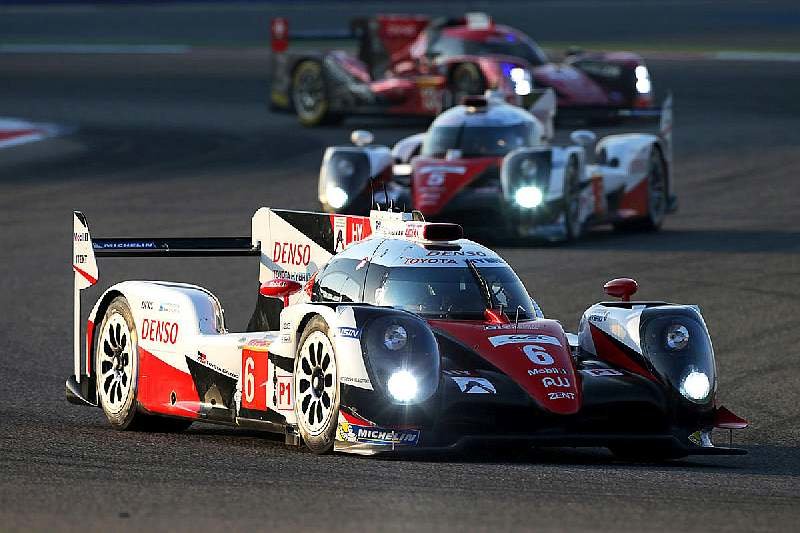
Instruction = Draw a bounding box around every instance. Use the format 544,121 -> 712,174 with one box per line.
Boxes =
293,315 -> 340,454
450,63 -> 486,105
562,156 -> 584,241
94,296 -> 192,432
609,443 -> 687,462
613,147 -> 668,232
291,60 -> 341,127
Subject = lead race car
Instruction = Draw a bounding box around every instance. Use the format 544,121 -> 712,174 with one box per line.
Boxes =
319,90 -> 676,241
67,208 -> 747,458
269,13 -> 658,126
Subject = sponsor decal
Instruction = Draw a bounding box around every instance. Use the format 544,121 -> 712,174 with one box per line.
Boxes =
527,367 -> 568,376
484,324 -> 543,331
158,302 -> 179,313
140,300 -> 154,310
141,319 -> 179,344
589,314 -> 607,323
94,241 -> 156,249
338,421 -> 420,446
272,242 -> 311,266
427,250 -> 486,257
281,321 -> 292,331
523,344 -> 555,365
443,369 -> 474,376
338,327 -> 361,339
426,173 -> 445,187
489,334 -> 562,347
548,392 -> 575,400
404,257 -> 457,265
73,231 -> 90,242
333,216 -> 347,253
280,333 -> 291,343
581,368 -> 624,377
192,351 -> 236,379
418,165 -> 466,175
542,376 -> 571,388
451,376 -> 496,394
276,374 -> 293,410
341,376 -> 371,386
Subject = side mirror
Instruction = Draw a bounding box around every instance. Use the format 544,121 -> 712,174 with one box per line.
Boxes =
260,278 -> 302,306
570,129 -> 597,147
603,278 -> 638,302
350,129 -> 374,147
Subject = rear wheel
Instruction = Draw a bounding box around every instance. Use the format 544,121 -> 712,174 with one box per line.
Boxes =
450,63 -> 486,105
95,296 -> 191,432
291,60 -> 341,126
294,316 -> 340,453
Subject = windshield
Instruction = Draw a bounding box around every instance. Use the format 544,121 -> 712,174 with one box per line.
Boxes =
429,34 -> 547,66
370,265 -> 534,320
422,123 -> 535,158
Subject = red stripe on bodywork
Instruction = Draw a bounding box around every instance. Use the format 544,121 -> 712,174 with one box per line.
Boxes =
86,319 -> 95,375
429,319 -> 581,415
617,176 -> 649,218
73,264 -> 97,285
137,347 -> 200,418
588,323 -> 659,383
0,129 -> 39,141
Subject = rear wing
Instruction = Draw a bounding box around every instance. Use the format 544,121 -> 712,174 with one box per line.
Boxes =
71,208 -> 373,387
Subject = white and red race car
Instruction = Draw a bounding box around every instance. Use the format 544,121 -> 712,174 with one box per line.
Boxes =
318,90 -> 675,241
67,207 -> 746,457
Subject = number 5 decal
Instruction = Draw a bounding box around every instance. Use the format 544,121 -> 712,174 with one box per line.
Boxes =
241,348 -> 267,411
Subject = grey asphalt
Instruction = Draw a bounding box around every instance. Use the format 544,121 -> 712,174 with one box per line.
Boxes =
1,4 -> 800,532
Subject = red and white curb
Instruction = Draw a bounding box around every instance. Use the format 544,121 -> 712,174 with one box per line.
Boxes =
0,118 -> 61,150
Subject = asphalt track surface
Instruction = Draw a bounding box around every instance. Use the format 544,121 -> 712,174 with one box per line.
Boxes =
2,5 -> 800,533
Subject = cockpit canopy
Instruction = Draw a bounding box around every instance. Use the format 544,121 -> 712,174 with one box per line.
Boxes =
421,99 -> 544,158
311,237 -> 538,321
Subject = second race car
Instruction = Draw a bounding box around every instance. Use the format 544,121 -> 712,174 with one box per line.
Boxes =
318,90 -> 676,241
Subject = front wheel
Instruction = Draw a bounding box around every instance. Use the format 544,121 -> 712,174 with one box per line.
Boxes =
291,60 -> 341,127
293,316 -> 340,453
95,296 -> 191,432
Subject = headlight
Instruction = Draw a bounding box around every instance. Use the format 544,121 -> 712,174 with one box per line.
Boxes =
635,65 -> 651,94
326,186 -> 348,209
680,369 -> 710,402
336,158 -> 355,177
515,186 -> 543,208
510,67 -> 532,96
666,324 -> 689,350
383,324 -> 408,351
387,369 -> 418,403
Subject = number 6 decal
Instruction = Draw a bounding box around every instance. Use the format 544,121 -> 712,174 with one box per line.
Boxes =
241,348 -> 267,411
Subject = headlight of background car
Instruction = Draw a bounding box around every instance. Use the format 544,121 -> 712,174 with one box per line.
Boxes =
509,67 -> 532,96
360,313 -> 440,404
634,65 -> 651,94
501,148 -> 552,209
321,149 -> 370,209
639,306 -> 716,405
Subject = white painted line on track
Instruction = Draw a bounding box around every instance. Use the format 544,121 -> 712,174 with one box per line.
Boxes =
712,51 -> 800,62
0,44 -> 192,54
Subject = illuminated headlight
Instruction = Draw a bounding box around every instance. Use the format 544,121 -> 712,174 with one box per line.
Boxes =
680,370 -> 711,402
635,65 -> 651,94
514,186 -> 543,208
336,158 -> 355,177
327,186 -> 348,209
510,67 -> 532,96
387,369 -> 417,402
393,163 -> 413,176
666,324 -> 689,350
383,324 -> 408,351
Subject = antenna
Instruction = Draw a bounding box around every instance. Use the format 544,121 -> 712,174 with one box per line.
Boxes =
370,179 -> 377,210
515,305 -> 524,330
383,181 -> 391,211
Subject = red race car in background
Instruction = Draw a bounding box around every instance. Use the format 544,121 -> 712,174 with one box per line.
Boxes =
269,13 -> 657,126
